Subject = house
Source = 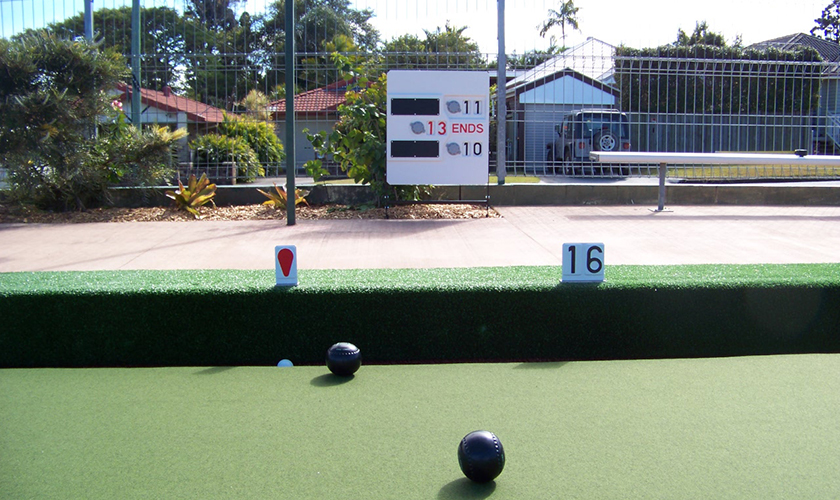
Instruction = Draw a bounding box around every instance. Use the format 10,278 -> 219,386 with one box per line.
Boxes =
505,38 -> 619,164
270,80 -> 355,167
116,83 -> 227,162
750,33 -> 840,153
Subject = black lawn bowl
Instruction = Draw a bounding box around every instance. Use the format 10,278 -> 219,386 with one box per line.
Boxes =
326,342 -> 362,376
457,430 -> 505,483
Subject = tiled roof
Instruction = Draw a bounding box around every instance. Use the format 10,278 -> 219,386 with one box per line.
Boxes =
116,83 -> 227,123
270,80 -> 354,116
750,33 -> 840,62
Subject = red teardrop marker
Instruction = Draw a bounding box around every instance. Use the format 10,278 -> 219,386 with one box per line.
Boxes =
277,248 -> 294,277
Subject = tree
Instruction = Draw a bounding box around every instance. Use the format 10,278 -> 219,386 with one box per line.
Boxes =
298,34 -> 375,90
381,33 -> 426,69
183,16 -> 262,109
504,44 -> 564,70
538,0 -> 580,47
382,23 -> 486,70
37,6 -> 258,107
28,6 -> 191,91
674,21 -> 738,48
185,0 -> 243,32
0,31 -> 185,210
422,23 -> 486,68
812,0 -> 840,42
239,89 -> 273,121
255,0 -> 380,90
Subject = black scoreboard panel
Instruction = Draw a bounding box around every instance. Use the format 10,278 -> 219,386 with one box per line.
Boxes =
390,98 -> 440,116
390,140 -> 440,158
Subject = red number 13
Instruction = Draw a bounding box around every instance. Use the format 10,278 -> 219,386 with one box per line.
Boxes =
428,121 -> 447,135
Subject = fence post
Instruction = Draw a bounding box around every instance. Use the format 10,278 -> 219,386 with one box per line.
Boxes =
130,0 -> 141,130
84,0 -> 93,41
656,162 -> 667,212
284,0 -> 296,226
496,0 -> 506,185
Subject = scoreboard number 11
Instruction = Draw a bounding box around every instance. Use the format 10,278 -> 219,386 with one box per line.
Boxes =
562,243 -> 605,282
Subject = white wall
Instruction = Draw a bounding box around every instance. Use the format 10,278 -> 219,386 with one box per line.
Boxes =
518,75 -> 616,106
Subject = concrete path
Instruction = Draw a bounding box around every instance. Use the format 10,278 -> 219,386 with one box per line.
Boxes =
1,205 -> 839,272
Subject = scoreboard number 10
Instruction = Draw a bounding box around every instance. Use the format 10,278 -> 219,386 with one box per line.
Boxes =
562,243 -> 605,282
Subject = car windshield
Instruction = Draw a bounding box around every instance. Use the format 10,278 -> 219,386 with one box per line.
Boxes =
570,114 -> 629,138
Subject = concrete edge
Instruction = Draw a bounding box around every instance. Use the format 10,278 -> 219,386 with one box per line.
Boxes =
105,182 -> 840,208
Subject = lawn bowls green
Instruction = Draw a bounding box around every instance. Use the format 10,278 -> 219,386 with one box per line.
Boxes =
326,342 -> 362,376
457,430 -> 505,483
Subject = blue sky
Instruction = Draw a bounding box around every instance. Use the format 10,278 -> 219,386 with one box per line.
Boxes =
350,0 -> 829,53
2,0 -> 830,52
1,0 -> 83,38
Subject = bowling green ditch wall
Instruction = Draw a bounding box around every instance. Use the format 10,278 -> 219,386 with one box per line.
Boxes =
1,264 -> 839,368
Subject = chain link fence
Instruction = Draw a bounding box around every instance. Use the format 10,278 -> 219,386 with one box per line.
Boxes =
2,0 -> 839,184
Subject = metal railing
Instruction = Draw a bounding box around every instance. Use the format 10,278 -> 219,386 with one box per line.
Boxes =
2,0 -> 839,184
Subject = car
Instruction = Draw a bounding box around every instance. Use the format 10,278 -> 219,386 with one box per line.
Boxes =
546,109 -> 631,175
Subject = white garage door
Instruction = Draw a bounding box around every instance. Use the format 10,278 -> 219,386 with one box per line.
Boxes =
522,104 -> 575,166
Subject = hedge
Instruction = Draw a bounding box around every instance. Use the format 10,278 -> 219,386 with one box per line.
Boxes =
1,264 -> 839,368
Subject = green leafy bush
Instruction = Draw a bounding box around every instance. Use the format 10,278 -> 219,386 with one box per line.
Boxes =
217,113 -> 285,168
99,116 -> 188,188
190,133 -> 263,183
614,45 -> 822,114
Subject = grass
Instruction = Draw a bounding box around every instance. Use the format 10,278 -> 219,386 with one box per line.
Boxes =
312,177 -> 357,185
3,263 -> 839,294
669,164 -> 840,180
309,175 -> 541,186
489,174 -> 541,184
3,355 -> 840,499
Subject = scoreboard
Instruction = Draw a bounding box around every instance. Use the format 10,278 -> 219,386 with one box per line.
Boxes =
386,70 -> 490,185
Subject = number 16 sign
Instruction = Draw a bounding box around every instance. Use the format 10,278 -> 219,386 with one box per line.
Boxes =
562,243 -> 605,282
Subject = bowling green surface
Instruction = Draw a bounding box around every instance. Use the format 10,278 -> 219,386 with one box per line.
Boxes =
2,355 -> 839,499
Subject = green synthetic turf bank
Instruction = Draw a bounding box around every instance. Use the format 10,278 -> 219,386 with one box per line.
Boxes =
1,264 -> 839,367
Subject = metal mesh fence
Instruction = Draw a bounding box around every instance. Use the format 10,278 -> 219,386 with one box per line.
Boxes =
2,0 -> 840,183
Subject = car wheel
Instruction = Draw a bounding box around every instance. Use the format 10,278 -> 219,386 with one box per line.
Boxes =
594,132 -> 618,152
563,149 -> 575,176
546,145 -> 555,164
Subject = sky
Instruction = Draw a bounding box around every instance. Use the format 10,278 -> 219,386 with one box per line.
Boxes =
0,0 -> 831,53
350,0 -> 830,54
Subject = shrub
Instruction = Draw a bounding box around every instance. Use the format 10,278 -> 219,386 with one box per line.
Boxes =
99,116 -> 187,188
257,183 -> 309,209
190,133 -> 263,183
0,31 -> 129,210
216,113 -> 284,170
165,173 -> 216,218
